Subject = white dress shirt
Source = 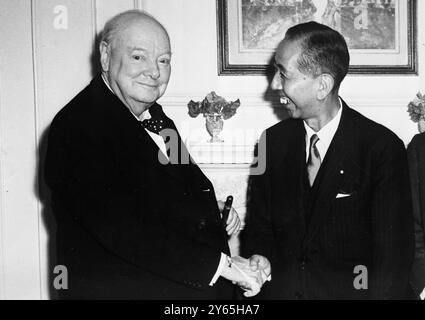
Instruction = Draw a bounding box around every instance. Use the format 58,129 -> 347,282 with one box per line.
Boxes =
304,99 -> 343,163
138,109 -> 171,159
101,75 -> 226,286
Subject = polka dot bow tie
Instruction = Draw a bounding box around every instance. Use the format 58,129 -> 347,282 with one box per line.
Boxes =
141,118 -> 167,135
140,104 -> 175,136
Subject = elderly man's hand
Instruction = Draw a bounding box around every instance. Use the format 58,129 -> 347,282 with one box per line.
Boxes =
231,256 -> 265,297
220,255 -> 264,297
217,200 -> 242,236
248,254 -> 271,284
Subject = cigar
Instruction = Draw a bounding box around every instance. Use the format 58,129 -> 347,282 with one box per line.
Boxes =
221,195 -> 233,228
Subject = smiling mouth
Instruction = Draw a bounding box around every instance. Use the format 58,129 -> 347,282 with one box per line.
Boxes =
280,97 -> 290,105
136,82 -> 158,88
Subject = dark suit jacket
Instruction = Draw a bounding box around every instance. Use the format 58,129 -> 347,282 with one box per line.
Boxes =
243,100 -> 414,299
45,75 -> 233,299
407,133 -> 425,297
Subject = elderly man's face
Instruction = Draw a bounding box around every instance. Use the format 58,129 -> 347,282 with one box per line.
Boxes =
102,19 -> 171,116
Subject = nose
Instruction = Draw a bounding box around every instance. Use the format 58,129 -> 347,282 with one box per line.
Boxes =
144,60 -> 160,80
271,72 -> 282,91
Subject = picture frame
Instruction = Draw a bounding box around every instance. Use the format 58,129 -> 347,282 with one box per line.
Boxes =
217,0 -> 417,75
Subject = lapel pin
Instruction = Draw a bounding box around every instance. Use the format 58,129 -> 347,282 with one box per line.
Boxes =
340,170 -> 344,175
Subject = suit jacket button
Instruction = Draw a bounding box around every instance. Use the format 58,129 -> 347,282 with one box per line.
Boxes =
198,219 -> 206,230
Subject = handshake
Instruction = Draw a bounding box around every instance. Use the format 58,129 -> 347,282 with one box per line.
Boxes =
221,254 -> 271,297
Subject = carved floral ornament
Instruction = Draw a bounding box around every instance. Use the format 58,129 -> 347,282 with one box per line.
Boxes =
407,92 -> 425,133
188,92 -> 240,142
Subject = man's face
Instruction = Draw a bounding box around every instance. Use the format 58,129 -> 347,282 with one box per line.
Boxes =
271,39 -> 320,120
102,19 -> 171,116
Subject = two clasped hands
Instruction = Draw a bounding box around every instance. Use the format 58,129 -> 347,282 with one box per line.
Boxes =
226,255 -> 271,297
218,200 -> 271,297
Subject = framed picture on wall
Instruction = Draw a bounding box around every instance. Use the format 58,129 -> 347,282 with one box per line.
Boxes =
217,0 -> 417,75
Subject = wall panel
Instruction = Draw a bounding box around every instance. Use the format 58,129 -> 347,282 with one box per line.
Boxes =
0,0 -> 40,299
94,0 -> 136,35
32,0 -> 95,300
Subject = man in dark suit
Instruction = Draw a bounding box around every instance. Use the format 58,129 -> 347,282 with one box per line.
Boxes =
243,21 -> 414,299
407,133 -> 425,299
44,10 -> 262,299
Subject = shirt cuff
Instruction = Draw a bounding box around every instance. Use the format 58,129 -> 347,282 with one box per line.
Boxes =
420,287 -> 425,300
209,253 -> 228,286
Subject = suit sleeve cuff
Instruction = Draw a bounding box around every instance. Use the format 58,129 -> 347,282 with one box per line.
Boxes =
209,253 -> 228,286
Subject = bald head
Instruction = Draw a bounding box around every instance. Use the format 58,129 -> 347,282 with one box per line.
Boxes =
100,10 -> 170,49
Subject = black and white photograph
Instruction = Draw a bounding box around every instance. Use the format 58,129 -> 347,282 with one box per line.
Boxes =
0,0 -> 424,308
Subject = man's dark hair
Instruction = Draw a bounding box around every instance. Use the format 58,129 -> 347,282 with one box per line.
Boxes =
285,21 -> 350,93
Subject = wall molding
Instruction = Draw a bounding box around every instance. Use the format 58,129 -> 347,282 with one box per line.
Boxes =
0,48 -> 5,303
91,0 -> 98,39
134,0 -> 144,9
159,94 -> 411,109
31,0 -> 43,300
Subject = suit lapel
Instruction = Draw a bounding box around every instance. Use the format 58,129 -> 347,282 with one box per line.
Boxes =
277,121 -> 307,228
97,79 -> 188,184
150,104 -> 194,184
303,101 -> 354,247
140,127 -> 187,183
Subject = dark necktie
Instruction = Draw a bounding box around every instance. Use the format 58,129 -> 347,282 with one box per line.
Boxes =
307,134 -> 321,187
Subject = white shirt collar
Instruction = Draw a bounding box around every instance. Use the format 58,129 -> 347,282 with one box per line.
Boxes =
101,73 -> 114,93
304,98 -> 343,162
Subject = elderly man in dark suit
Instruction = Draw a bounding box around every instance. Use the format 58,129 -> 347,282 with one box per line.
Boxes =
45,10 -> 263,299
243,21 -> 414,299
408,133 -> 425,300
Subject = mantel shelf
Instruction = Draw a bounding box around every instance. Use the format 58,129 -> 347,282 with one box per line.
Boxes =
187,141 -> 257,165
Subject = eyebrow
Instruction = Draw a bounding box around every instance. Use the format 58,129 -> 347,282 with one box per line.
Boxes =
128,46 -> 172,56
274,61 -> 286,72
128,46 -> 147,52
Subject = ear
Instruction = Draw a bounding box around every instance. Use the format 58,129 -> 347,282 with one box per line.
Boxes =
99,41 -> 110,72
317,73 -> 334,100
